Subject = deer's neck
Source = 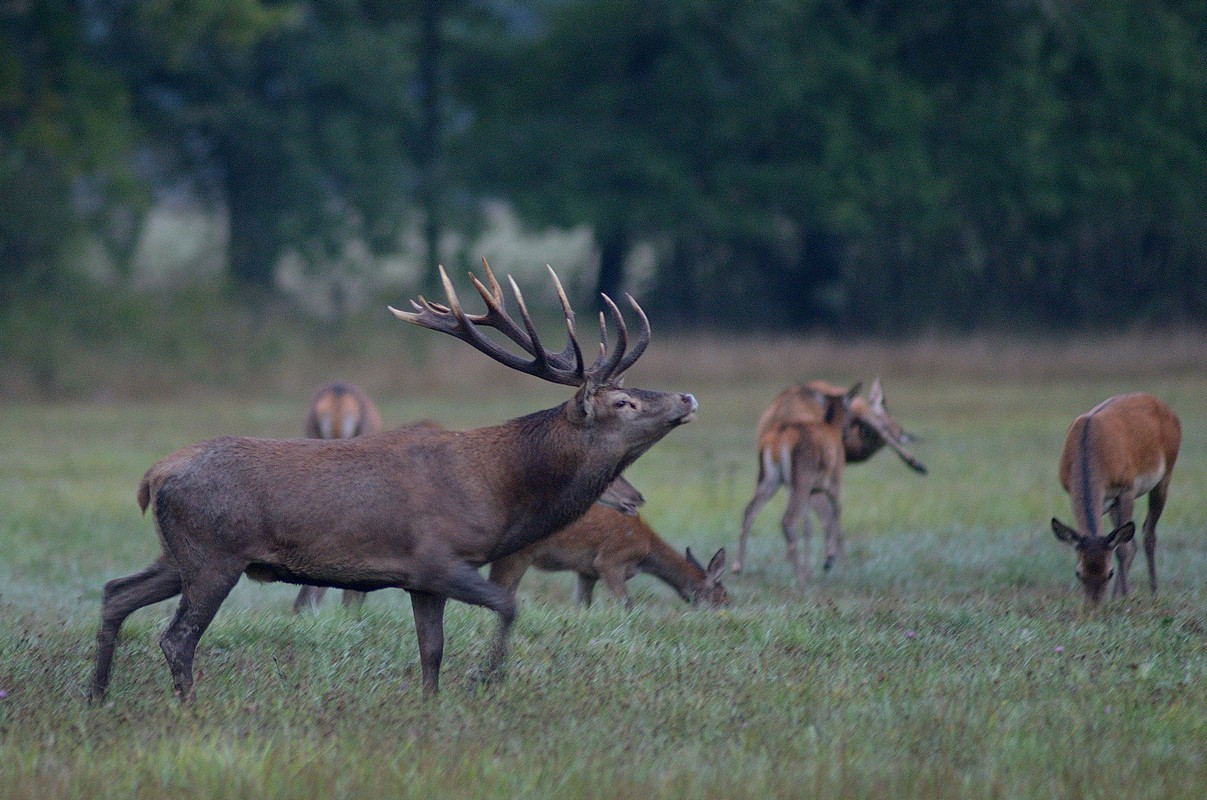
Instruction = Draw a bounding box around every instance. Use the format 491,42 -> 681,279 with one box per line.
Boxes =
483,407 -> 619,560
638,532 -> 703,604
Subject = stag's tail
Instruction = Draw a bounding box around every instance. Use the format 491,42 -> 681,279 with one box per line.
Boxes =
136,441 -> 209,515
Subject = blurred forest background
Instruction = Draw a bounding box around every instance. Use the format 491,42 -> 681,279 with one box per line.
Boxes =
2,1 -> 1205,399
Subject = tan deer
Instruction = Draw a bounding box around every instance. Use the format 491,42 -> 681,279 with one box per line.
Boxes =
1051,392 -> 1180,606
89,261 -> 697,700
293,381 -> 383,613
733,379 -> 925,577
489,505 -> 728,608
734,384 -> 859,586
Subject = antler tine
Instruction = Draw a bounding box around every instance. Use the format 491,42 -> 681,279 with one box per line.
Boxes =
611,294 -> 651,378
546,265 -> 586,379
390,266 -> 551,378
506,276 -> 554,375
468,260 -> 538,356
390,263 -> 591,386
587,293 -> 630,384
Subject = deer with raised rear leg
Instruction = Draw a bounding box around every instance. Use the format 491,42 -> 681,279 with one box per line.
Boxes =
489,503 -> 728,609
734,383 -> 859,587
89,260 -> 697,701
293,381 -> 383,614
732,378 -> 926,578
1051,393 -> 1180,606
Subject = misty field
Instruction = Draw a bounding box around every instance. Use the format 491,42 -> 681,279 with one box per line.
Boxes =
2,336 -> 1206,799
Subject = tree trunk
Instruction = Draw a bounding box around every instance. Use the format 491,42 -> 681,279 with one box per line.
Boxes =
593,227 -> 629,309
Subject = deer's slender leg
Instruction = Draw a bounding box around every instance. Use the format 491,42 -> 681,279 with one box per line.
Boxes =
1111,493 -> 1137,598
814,490 -> 845,572
781,487 -> 812,587
159,566 -> 242,701
735,462 -> 782,574
1142,478 -> 1170,595
90,557 -> 182,701
573,574 -> 598,607
341,590 -> 368,609
408,590 -> 447,695
292,586 -> 327,614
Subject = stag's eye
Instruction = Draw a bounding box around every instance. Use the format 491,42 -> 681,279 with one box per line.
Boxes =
614,398 -> 631,409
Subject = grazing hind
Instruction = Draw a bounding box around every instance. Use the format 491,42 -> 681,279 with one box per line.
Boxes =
1051,392 -> 1180,606
489,505 -> 728,608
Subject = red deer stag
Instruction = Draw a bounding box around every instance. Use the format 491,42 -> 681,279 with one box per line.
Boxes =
734,384 -> 859,586
732,378 -> 925,577
489,505 -> 728,608
293,381 -> 383,613
1051,393 -> 1180,606
89,262 -> 697,701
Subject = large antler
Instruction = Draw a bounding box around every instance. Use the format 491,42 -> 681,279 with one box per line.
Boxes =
389,259 -> 650,387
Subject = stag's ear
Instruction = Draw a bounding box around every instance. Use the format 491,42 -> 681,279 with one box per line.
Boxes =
1105,521 -> 1136,548
868,376 -> 884,409
1051,518 -> 1082,545
574,382 -> 598,422
844,382 -> 862,406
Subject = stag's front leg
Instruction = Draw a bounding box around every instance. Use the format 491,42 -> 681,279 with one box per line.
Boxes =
408,590 -> 447,694
1110,493 -> 1137,598
436,563 -> 518,687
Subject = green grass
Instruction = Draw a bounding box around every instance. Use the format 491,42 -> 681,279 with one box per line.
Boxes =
2,339 -> 1206,799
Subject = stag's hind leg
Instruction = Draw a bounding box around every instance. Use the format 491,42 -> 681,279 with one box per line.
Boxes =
158,563 -> 242,700
90,556 -> 182,701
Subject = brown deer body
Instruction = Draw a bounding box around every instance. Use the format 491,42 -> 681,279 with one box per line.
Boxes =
733,379 -> 925,577
735,384 -> 859,586
1051,393 -> 1180,605
293,381 -> 383,613
90,263 -> 696,700
489,505 -> 728,608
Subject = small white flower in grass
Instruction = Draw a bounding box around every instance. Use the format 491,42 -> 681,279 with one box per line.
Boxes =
1054,646 -> 1064,654
904,629 -> 916,639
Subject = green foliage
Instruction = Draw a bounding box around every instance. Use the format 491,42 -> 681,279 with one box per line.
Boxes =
2,350 -> 1207,797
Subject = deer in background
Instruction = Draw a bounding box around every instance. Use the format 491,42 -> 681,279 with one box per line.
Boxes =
90,261 -> 697,700
293,381 -> 383,614
1051,393 -> 1180,606
489,503 -> 728,609
734,384 -> 858,586
733,378 -> 925,578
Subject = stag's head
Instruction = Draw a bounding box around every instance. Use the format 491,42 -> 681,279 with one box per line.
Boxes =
1051,519 -> 1135,606
389,260 -> 697,468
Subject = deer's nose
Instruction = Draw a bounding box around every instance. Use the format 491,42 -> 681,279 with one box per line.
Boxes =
681,393 -> 698,412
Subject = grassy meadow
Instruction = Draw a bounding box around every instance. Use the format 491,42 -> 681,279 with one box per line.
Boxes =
2,333 -> 1206,799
